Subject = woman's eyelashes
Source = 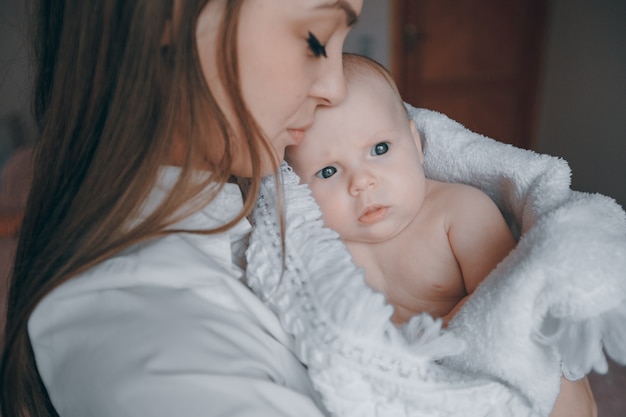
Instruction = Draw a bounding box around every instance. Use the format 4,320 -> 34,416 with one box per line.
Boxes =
371,142 -> 390,156
316,166 -> 337,179
307,32 -> 327,58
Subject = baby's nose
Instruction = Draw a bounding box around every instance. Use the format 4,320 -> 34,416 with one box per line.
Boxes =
349,171 -> 376,196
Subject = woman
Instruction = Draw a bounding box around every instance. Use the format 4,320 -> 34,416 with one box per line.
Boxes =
1,1 -> 595,416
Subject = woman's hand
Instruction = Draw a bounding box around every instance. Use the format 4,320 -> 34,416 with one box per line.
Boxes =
549,376 -> 597,417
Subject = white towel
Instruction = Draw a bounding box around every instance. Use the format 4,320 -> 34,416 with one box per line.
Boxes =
246,105 -> 626,417
410,106 -> 626,411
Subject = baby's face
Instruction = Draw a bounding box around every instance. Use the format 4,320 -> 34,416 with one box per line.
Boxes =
287,75 -> 427,244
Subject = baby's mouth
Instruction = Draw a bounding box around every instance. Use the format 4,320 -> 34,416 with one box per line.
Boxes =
358,205 -> 388,224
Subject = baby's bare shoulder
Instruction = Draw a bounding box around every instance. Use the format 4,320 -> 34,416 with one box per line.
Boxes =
427,180 -> 493,208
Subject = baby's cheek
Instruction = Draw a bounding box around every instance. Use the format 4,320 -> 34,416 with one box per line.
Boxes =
321,209 -> 340,230
315,196 -> 349,237
312,190 -> 336,222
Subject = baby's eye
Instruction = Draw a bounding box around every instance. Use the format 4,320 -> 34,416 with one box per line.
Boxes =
315,166 -> 337,179
371,142 -> 390,156
307,32 -> 327,58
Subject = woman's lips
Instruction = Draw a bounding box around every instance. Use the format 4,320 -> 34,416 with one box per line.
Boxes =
287,128 -> 306,145
287,122 -> 313,145
358,206 -> 388,224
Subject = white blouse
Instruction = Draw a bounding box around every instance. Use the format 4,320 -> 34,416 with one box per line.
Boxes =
28,167 -> 329,417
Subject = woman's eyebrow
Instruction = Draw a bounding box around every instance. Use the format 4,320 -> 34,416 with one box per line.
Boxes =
315,1 -> 359,26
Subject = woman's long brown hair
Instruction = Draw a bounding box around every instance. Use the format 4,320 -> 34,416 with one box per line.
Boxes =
0,1 -> 273,415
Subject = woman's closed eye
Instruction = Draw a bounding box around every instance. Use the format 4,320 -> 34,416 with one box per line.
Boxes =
315,166 -> 337,179
371,142 -> 390,156
307,32 -> 327,58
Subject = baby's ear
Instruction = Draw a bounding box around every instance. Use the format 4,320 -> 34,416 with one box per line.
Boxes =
409,119 -> 424,163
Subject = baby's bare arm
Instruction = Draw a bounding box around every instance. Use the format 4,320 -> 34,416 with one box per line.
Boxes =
442,185 -> 597,415
445,184 -> 516,297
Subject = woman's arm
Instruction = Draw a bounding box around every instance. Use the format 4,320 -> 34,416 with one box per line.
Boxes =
29,284 -> 328,417
550,377 -> 597,417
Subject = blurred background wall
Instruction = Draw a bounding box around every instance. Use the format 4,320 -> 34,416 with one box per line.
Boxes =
0,0 -> 35,165
535,0 -> 626,208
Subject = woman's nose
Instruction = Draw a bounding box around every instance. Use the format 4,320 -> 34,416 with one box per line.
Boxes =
309,50 -> 347,106
349,170 -> 376,196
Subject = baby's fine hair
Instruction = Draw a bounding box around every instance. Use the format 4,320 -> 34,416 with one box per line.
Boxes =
342,53 -> 407,115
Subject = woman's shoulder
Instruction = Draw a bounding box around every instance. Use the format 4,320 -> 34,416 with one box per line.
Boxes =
26,228 -> 310,415
27,228 -> 255,342
42,233 -> 232,296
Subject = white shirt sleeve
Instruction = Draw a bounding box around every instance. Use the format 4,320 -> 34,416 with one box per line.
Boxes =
30,285 -> 328,417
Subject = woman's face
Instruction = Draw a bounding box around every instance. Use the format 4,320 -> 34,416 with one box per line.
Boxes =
197,0 -> 362,176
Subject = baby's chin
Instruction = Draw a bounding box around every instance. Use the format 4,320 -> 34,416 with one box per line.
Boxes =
342,227 -> 408,246
342,235 -> 391,246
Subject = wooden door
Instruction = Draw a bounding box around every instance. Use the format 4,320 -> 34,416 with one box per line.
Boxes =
391,0 -> 547,149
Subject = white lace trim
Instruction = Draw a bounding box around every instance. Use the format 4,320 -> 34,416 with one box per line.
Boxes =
246,163 -> 537,417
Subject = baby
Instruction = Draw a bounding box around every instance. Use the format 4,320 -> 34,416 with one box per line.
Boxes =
286,54 -> 516,325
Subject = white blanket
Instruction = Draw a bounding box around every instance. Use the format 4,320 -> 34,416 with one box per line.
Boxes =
246,106 -> 626,417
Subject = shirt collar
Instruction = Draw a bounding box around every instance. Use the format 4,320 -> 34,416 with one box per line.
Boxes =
137,166 -> 248,230
138,167 -> 251,266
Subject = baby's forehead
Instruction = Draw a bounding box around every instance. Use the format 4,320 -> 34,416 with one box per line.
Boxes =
287,140 -> 332,162
346,76 -> 405,115
286,134 -> 343,171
